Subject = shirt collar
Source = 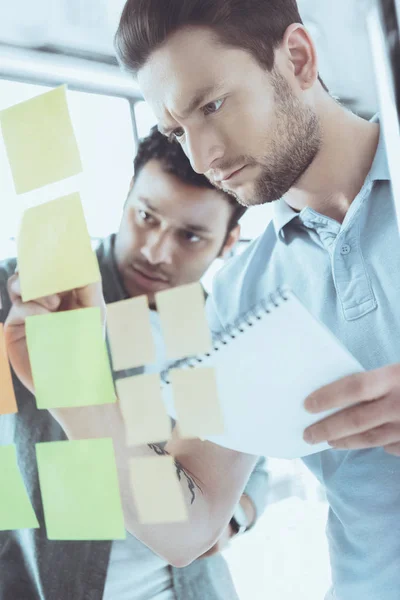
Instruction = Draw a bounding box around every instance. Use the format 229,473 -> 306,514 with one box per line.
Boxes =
272,198 -> 300,240
367,113 -> 391,183
272,113 -> 390,239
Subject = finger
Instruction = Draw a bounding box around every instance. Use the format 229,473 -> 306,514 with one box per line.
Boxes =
303,395 -> 397,444
73,281 -> 104,309
7,274 -> 61,311
383,442 -> 400,456
7,273 -> 20,302
304,365 -> 396,414
328,423 -> 400,450
5,297 -> 51,327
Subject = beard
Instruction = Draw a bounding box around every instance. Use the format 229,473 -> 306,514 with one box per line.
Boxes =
212,70 -> 322,208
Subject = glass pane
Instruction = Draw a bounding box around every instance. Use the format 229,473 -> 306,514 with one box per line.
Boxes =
0,80 -> 135,259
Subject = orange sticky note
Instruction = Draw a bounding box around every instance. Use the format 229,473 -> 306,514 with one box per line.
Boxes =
169,367 -> 224,439
155,283 -> 212,361
129,456 -> 188,524
0,324 -> 18,415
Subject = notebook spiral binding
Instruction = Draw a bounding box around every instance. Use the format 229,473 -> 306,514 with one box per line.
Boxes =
161,286 -> 291,386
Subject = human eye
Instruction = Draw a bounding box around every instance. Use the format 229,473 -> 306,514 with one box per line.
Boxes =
168,127 -> 185,143
181,230 -> 202,244
138,209 -> 155,224
202,98 -> 225,116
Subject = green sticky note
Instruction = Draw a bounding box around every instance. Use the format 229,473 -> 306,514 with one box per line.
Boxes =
36,439 -> 126,540
18,193 -> 101,302
0,445 -> 39,531
26,307 -> 116,410
0,85 -> 82,194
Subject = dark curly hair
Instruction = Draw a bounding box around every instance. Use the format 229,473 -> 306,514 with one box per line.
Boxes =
133,126 -> 247,231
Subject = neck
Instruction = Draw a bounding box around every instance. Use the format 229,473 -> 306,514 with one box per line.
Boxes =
284,97 -> 380,223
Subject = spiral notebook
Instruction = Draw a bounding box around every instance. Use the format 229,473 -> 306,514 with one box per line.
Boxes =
162,287 -> 364,459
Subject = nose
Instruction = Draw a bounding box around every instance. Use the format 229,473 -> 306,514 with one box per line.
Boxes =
140,230 -> 174,266
184,128 -> 224,175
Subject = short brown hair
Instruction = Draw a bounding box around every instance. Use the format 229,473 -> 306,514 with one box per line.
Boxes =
115,0 -> 328,90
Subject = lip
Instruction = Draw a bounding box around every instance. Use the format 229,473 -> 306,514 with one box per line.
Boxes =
130,266 -> 170,292
221,165 -> 246,183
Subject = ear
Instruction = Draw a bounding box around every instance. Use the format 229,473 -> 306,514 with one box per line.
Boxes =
219,224 -> 241,259
279,23 -> 319,91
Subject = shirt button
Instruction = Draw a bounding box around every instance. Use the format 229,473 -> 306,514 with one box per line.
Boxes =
340,244 -> 351,255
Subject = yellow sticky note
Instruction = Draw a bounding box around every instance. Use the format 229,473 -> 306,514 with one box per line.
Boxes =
169,367 -> 224,439
116,374 -> 171,446
26,307 -> 116,410
0,85 -> 82,194
0,324 -> 18,415
0,445 -> 39,531
18,193 -> 101,302
36,439 -> 125,540
155,283 -> 212,360
107,297 -> 156,371
130,456 -> 187,524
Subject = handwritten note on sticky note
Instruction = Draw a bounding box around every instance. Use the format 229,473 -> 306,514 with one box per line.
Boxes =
130,456 -> 187,524
26,307 -> 116,410
107,297 -> 156,371
0,324 -> 18,415
36,439 -> 125,540
18,193 -> 100,302
169,367 -> 224,439
0,445 -> 39,531
155,283 -> 212,360
0,86 -> 82,194
116,374 -> 171,446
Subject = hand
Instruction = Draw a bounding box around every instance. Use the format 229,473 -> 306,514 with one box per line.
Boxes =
4,273 -> 106,394
303,364 -> 400,456
199,522 -> 236,558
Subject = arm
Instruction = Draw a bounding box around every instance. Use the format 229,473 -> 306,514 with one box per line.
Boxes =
199,456 -> 268,558
4,276 -> 258,568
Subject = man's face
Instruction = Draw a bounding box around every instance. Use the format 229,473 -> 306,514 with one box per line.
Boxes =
114,159 -> 237,304
138,27 -> 322,207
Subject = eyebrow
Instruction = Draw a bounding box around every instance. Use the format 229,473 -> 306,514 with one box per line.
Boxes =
158,84 -> 225,136
138,197 -> 212,234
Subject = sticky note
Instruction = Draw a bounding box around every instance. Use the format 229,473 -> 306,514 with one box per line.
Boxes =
18,193 -> 100,302
130,456 -> 187,524
0,324 -> 18,415
116,374 -> 171,446
36,439 -> 125,540
169,367 -> 224,439
155,283 -> 212,360
0,85 -> 82,194
0,445 -> 39,531
107,297 -> 156,371
26,307 -> 116,410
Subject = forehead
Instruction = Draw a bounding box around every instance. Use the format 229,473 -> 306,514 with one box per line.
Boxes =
130,159 -> 233,228
137,27 -> 253,121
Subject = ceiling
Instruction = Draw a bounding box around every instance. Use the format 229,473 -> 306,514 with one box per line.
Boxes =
0,0 -> 379,116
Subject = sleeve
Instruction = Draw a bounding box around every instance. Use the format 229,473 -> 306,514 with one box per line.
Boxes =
242,456 -> 269,525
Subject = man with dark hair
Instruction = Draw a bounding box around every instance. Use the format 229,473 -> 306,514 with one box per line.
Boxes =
5,1 -> 400,600
0,128 -> 268,600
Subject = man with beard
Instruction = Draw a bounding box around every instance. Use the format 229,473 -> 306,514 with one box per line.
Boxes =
5,1 -> 400,599
0,127 -> 269,600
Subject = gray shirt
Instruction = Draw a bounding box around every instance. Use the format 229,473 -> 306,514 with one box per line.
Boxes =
0,236 -> 269,600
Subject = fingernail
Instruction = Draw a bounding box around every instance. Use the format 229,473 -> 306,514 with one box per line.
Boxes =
304,396 -> 315,412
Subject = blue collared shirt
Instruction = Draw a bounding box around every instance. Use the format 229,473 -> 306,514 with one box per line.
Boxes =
206,122 -> 400,599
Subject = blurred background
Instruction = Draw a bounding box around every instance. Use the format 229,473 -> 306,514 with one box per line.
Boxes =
0,1 -> 398,598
